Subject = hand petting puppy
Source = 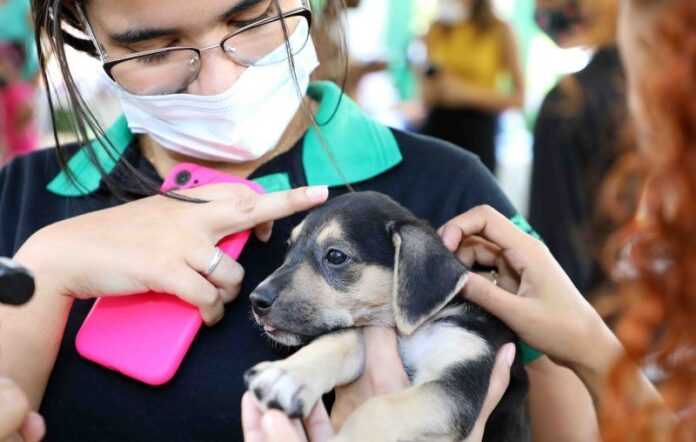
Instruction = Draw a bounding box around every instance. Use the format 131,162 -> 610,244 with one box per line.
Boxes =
241,344 -> 515,442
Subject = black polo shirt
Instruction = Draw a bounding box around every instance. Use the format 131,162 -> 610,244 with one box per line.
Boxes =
0,82 -> 539,441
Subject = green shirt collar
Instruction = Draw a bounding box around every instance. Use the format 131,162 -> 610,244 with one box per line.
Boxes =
47,81 -> 402,196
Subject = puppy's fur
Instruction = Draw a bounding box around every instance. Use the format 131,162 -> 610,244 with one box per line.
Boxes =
245,192 -> 530,441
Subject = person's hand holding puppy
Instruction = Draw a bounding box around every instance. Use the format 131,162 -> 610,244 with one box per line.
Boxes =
438,205 -> 625,400
242,343 -> 516,442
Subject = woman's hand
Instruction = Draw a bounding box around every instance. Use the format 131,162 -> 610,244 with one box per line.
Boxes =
438,205 -> 624,375
241,392 -> 334,442
463,343 -> 515,442
0,377 -> 45,442
242,344 -> 516,442
14,184 -> 328,326
331,327 -> 409,429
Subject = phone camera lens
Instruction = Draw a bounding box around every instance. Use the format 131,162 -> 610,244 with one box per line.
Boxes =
175,170 -> 192,186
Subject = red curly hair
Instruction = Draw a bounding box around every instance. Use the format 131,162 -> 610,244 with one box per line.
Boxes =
600,0 -> 696,439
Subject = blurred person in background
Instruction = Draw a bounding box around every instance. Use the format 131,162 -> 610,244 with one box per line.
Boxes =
0,0 -> 39,165
311,0 -> 388,98
529,0 -> 626,297
420,0 -> 525,173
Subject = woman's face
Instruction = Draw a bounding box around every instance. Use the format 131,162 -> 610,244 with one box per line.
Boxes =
83,0 -> 290,96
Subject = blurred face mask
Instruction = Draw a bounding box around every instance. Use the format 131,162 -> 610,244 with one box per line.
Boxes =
437,0 -> 471,25
111,20 -> 319,163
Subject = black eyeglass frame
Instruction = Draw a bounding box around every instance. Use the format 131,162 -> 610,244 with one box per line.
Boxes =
77,4 -> 312,88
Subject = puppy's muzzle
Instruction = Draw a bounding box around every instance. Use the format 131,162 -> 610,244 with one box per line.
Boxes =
249,288 -> 278,317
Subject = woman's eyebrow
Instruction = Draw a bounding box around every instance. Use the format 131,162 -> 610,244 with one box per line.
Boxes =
219,0 -> 265,20
107,0 -> 266,45
108,28 -> 179,46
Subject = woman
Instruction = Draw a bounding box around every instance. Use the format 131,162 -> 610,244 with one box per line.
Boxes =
251,0 -> 695,438
0,0 -> 593,440
421,0 -> 524,173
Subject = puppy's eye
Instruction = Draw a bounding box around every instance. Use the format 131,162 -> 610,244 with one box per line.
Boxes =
325,249 -> 348,266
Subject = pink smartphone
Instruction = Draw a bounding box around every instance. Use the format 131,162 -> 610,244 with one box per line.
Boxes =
76,163 -> 265,386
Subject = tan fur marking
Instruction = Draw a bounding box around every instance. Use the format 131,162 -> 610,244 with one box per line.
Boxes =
316,219 -> 343,246
341,265 -> 394,326
289,220 -> 306,243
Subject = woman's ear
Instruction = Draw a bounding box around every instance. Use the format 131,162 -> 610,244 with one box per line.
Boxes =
388,221 -> 468,335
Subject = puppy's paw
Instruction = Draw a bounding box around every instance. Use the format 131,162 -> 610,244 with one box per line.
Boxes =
244,362 -> 319,418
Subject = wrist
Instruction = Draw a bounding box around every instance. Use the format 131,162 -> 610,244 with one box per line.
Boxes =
13,229 -> 75,307
570,320 -> 624,403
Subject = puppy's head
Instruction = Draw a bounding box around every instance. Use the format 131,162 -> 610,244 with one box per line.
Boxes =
250,192 -> 468,346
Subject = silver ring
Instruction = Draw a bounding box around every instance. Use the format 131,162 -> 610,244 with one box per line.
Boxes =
203,247 -> 224,277
490,269 -> 499,286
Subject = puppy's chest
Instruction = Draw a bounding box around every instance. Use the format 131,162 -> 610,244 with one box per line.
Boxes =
397,309 -> 492,386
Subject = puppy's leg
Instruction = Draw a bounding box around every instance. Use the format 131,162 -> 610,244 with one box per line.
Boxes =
332,381 -> 463,442
245,329 -> 365,418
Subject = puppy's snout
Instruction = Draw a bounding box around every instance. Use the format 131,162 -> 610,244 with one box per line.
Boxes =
249,288 -> 278,316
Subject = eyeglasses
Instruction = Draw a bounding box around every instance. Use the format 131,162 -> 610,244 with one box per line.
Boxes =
76,2 -> 312,96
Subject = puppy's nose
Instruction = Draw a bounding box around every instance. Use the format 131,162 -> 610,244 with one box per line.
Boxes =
249,288 -> 278,316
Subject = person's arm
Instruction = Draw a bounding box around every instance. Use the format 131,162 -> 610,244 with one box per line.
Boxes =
526,356 -> 600,442
1,185 -> 328,409
436,24 -> 524,113
439,206 -> 665,413
0,253 -> 74,409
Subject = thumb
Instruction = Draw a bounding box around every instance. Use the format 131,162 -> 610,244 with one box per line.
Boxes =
261,411 -> 305,442
461,272 -> 524,326
19,412 -> 45,442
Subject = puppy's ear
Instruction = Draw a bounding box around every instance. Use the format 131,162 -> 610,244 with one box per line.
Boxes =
388,221 -> 468,335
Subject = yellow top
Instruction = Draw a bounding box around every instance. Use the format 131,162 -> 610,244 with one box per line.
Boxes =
427,20 -> 507,91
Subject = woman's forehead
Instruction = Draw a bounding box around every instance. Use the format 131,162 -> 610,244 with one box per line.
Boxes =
87,0 -> 266,31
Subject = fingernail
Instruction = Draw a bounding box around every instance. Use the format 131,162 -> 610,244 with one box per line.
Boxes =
305,186 -> 328,201
503,343 -> 516,367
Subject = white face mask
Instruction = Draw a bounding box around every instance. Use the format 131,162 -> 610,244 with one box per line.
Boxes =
109,20 -> 319,163
437,0 -> 471,24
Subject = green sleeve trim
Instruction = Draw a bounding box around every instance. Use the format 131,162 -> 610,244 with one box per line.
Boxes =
511,214 -> 543,364
47,115 -> 134,197
303,81 -> 402,187
253,173 -> 292,193
520,343 -> 543,365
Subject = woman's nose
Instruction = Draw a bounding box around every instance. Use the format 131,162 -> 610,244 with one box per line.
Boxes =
186,42 -> 247,96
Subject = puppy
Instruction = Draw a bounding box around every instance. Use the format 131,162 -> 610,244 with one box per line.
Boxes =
245,192 -> 530,441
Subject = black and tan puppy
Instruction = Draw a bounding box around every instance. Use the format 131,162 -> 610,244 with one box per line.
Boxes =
245,192 -> 530,441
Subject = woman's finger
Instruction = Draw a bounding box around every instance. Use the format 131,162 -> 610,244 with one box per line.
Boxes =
186,248 -> 244,304
461,273 -> 526,329
18,412 -> 45,442
462,344 -> 515,442
156,265 -> 224,326
202,186 -> 328,235
304,400 -> 335,441
254,221 -> 274,243
0,378 -> 30,440
439,206 -> 539,273
261,411 -> 306,442
454,235 -> 502,269
241,392 -> 267,442
480,343 -> 515,418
